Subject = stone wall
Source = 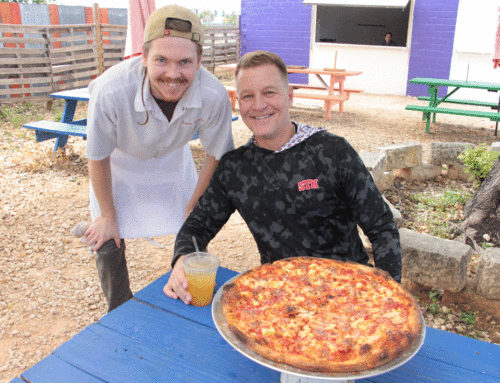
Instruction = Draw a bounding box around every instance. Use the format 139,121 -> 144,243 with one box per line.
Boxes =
359,141 -> 500,312
359,141 -> 499,191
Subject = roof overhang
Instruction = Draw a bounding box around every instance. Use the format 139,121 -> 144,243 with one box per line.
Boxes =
303,0 -> 410,8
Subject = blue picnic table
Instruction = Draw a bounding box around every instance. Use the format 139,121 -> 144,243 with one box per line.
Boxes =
23,87 -> 239,151
22,88 -> 90,151
11,267 -> 500,383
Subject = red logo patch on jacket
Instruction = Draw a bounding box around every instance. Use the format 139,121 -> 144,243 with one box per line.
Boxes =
298,179 -> 319,191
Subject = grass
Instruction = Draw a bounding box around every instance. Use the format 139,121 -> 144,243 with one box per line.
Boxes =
427,289 -> 441,315
406,189 -> 473,239
0,102 -> 43,129
460,311 -> 477,329
421,289 -> 483,340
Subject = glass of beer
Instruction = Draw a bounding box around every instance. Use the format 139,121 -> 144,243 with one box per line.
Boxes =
182,252 -> 220,307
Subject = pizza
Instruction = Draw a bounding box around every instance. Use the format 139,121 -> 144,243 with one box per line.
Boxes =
220,257 -> 422,373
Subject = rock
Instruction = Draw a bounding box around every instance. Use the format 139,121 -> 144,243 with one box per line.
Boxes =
400,228 -> 473,292
375,143 -> 423,171
360,151 -> 386,181
473,248 -> 500,300
428,142 -> 474,167
447,164 -> 470,181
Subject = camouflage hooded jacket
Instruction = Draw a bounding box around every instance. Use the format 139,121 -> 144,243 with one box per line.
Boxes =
173,123 -> 402,282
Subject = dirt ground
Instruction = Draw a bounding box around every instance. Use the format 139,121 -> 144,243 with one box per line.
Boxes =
1,92 -> 500,382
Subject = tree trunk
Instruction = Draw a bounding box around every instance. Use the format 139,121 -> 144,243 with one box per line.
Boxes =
461,159 -> 500,245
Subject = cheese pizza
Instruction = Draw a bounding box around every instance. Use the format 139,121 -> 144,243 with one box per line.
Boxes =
221,257 -> 422,373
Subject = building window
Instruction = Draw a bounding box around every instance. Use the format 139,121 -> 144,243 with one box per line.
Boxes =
307,1 -> 411,47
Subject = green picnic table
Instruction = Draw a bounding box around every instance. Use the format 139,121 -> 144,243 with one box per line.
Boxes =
405,77 -> 500,135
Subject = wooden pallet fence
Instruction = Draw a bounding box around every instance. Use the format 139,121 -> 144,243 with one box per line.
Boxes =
0,23 -> 238,103
48,24 -> 99,93
202,26 -> 239,73
100,24 -> 127,70
0,24 -> 53,102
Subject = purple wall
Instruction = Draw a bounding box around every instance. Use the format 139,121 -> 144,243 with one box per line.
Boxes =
241,0 -> 460,95
240,0 -> 311,83
406,0 -> 460,97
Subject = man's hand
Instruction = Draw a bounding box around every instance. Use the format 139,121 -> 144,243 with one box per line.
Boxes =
163,256 -> 192,305
84,215 -> 120,252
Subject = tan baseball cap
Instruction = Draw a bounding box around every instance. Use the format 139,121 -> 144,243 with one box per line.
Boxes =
143,5 -> 204,46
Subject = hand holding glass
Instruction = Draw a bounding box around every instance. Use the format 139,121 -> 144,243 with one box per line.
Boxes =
182,252 -> 220,307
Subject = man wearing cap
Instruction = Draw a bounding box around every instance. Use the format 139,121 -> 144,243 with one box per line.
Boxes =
83,5 -> 234,312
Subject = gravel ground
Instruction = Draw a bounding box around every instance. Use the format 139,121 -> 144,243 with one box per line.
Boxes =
1,92 -> 500,382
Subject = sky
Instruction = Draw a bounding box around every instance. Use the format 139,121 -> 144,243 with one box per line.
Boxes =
56,0 -> 241,13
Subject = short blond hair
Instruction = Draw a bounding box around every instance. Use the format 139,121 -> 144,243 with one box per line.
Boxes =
235,51 -> 288,85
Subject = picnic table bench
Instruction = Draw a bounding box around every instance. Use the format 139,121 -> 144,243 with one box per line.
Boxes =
406,77 -> 500,135
23,87 -> 238,151
289,82 -> 363,94
417,96 -> 500,109
23,119 -> 88,148
217,63 -> 363,120
23,88 -> 90,151
286,68 -> 363,119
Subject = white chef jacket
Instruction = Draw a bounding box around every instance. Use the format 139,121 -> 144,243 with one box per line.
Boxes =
85,56 -> 234,238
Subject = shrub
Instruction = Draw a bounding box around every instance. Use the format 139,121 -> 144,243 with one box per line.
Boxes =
459,145 -> 499,187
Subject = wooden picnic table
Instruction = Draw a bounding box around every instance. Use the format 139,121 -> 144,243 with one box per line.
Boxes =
218,64 -> 363,120
406,77 -> 500,135
287,67 -> 363,120
12,267 -> 500,383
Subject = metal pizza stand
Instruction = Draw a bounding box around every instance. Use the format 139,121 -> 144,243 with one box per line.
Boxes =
212,274 -> 426,383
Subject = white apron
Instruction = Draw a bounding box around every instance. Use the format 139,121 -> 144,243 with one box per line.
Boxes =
89,144 -> 198,238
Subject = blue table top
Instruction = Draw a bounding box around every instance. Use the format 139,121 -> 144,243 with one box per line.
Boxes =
14,267 -> 500,383
50,88 -> 90,101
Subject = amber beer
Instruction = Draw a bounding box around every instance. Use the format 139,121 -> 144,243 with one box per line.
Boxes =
182,252 -> 220,307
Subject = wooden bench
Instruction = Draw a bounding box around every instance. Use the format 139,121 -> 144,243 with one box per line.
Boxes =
405,105 -> 500,120
289,83 -> 363,94
225,86 -> 237,111
292,92 -> 350,119
417,96 -> 499,109
405,104 -> 500,134
292,92 -> 349,102
24,116 -> 239,151
23,119 -> 87,151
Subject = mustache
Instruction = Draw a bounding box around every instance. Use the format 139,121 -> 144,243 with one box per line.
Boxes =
158,77 -> 188,84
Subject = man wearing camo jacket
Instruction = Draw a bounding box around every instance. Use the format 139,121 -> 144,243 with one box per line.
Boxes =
163,51 -> 401,305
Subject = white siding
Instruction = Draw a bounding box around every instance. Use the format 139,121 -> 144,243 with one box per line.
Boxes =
310,43 -> 410,95
448,0 -> 500,102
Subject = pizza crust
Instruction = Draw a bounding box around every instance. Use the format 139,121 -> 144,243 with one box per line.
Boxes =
221,257 -> 422,373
